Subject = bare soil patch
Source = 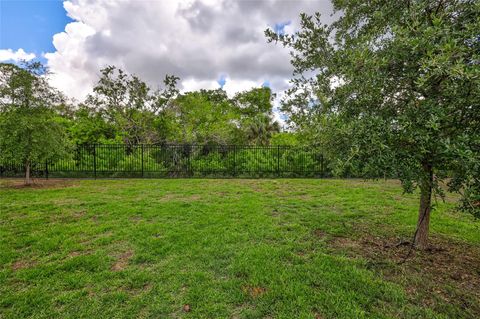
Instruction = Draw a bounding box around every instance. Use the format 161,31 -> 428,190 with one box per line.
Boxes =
12,259 -> 36,271
242,285 -> 267,298
329,233 -> 480,315
111,250 -> 134,271
155,193 -> 202,202
0,178 -> 78,189
68,251 -> 82,258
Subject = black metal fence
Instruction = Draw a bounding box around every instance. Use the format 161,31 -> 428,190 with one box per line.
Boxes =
0,144 -> 327,179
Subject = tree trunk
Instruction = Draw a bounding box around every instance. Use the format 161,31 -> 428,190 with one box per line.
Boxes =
25,161 -> 31,186
414,162 -> 433,249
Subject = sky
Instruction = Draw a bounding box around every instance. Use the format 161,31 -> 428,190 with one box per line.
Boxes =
0,0 -> 334,121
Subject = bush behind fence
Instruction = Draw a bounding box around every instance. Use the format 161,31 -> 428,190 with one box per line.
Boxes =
0,144 -> 327,178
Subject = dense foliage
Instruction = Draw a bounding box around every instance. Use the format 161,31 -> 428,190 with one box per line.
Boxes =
0,63 -> 295,180
0,63 -> 284,150
66,65 -> 282,147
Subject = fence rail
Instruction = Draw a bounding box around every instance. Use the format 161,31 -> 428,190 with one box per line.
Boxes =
0,144 -> 327,178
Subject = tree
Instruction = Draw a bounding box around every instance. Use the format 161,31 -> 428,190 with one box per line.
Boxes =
267,0 -> 480,248
233,87 -> 281,145
162,89 -> 238,144
66,104 -> 116,145
87,66 -> 179,146
87,66 -> 152,145
0,62 -> 68,185
245,115 -> 280,146
233,87 -> 274,118
271,132 -> 300,146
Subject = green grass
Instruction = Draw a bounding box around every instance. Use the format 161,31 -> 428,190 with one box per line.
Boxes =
0,179 -> 479,318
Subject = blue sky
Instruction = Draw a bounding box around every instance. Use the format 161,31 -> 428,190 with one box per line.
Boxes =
0,0 -> 72,61
273,21 -> 291,35
217,74 -> 227,88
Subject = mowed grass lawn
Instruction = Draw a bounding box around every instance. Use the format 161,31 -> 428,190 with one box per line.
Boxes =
0,179 -> 479,319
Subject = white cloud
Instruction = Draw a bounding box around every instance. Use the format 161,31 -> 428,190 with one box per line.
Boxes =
181,78 -> 219,92
45,0 -> 334,103
0,48 -> 36,62
44,21 -> 97,100
222,77 -> 261,97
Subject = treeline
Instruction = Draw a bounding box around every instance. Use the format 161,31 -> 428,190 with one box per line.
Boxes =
52,65 -> 292,147
0,62 -> 307,183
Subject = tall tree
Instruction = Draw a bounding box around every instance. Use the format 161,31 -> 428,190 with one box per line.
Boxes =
66,104 -> 116,145
233,87 -> 274,117
87,66 -> 179,145
234,87 -> 281,145
0,62 -> 68,185
245,115 -> 280,146
162,89 -> 238,144
267,0 -> 480,248
87,66 -> 151,145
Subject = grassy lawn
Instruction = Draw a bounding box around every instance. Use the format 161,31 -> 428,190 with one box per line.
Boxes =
0,179 -> 479,318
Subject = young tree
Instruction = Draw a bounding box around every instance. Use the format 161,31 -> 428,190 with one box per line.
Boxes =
0,62 -> 68,185
267,1 -> 480,248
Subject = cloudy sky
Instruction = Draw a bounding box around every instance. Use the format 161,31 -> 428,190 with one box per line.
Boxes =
0,0 -> 333,108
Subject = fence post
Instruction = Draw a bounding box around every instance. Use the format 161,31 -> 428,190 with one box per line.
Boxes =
277,145 -> 280,177
141,144 -> 144,178
45,160 -> 49,180
233,145 -> 236,177
321,154 -> 324,178
187,144 -> 191,176
93,144 -> 97,179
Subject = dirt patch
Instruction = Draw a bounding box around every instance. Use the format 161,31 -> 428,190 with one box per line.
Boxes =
68,251 -> 82,258
329,236 -> 361,250
242,285 -> 267,298
64,250 -> 92,261
12,259 -> 36,271
156,193 -> 202,202
111,250 -> 134,271
0,178 -> 78,190
119,283 -> 153,296
230,304 -> 256,319
232,180 -> 266,193
313,229 -> 328,239
271,208 -> 285,217
129,215 -> 144,222
329,234 -> 480,315
72,210 -> 87,219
